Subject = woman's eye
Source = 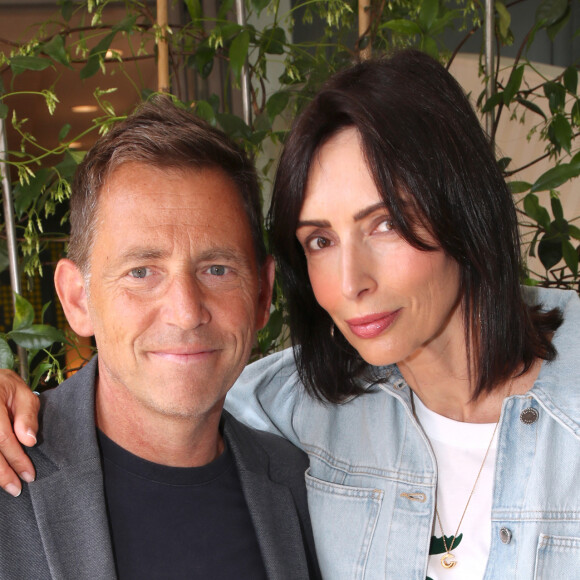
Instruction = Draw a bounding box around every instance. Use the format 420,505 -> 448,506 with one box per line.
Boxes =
307,236 -> 332,251
375,217 -> 394,233
129,267 -> 150,279
207,265 -> 228,276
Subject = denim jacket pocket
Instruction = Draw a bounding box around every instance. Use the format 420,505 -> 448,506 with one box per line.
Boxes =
305,468 -> 383,580
534,534 -> 580,579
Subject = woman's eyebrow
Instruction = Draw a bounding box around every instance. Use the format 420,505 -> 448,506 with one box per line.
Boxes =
296,218 -> 331,229
297,202 -> 388,230
353,202 -> 388,222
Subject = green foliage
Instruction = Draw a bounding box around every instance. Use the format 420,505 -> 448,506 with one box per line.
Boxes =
0,294 -> 66,389
0,0 -> 579,383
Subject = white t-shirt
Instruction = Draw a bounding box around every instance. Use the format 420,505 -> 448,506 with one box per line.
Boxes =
413,394 -> 498,580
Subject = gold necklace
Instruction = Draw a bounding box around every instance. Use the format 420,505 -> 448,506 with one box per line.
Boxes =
435,417 -> 500,569
411,384 -> 512,570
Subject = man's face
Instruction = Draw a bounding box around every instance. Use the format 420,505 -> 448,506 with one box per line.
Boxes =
72,162 -> 273,423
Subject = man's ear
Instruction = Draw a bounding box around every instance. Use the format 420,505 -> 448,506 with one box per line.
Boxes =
255,255 -> 276,331
54,259 -> 94,337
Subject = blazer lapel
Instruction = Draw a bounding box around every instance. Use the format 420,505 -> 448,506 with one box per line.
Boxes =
29,458 -> 117,580
28,358 -> 117,579
224,414 -> 311,579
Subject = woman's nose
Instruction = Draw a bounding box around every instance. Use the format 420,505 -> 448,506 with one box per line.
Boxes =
339,241 -> 377,300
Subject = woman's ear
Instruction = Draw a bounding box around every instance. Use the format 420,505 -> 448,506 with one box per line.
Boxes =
54,259 -> 94,337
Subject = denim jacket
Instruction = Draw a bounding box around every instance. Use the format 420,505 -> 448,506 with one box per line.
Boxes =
226,287 -> 580,579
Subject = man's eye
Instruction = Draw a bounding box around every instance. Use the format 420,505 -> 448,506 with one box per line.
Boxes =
208,265 -> 227,276
129,267 -> 149,279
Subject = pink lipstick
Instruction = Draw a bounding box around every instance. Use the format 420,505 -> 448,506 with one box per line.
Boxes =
345,310 -> 401,339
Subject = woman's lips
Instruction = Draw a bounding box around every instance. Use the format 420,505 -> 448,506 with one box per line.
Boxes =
345,310 -> 401,339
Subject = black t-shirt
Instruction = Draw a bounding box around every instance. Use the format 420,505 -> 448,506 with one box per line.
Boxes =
98,430 -> 268,580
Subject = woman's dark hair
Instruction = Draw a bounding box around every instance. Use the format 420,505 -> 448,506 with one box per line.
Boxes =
269,49 -> 562,404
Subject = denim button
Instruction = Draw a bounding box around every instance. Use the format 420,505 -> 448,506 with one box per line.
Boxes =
393,380 -> 406,390
500,527 -> 512,544
520,407 -> 539,425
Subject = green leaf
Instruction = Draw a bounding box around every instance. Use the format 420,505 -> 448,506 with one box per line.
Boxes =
229,30 -> 250,82
89,31 -> 115,58
544,82 -> 566,114
10,56 -> 52,76
112,15 -> 137,34
41,34 -> 71,67
257,308 -> 284,353
418,0 -> 439,32
266,91 -> 290,122
551,196 -> 564,221
60,0 -> 74,21
538,236 -> 562,270
572,100 -> 580,126
546,6 -> 570,41
0,102 -> 7,120
193,45 -> 215,79
216,112 -> 251,139
56,149 -> 83,179
429,10 -> 463,36
549,114 -> 572,154
9,325 -> 66,350
562,240 -> 578,276
0,339 -> 14,370
421,36 -> 439,60
13,294 -> 35,331
523,193 -> 551,228
30,361 -> 53,391
508,180 -> 531,193
184,0 -> 203,21
0,241 -> 9,274
13,168 -> 50,216
481,92 -> 504,114
194,100 -> 216,124
503,65 -> 524,105
564,66 -> 578,94
58,123 -> 72,141
218,0 -> 235,20
251,0 -> 270,14
261,26 -> 286,55
530,162 -> 580,193
80,55 -> 101,80
498,157 -> 512,172
535,0 -> 568,27
495,1 -> 512,40
381,20 -> 422,36
514,97 -> 547,120
569,224 -> 580,240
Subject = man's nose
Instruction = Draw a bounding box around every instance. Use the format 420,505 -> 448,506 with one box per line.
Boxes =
161,274 -> 210,329
340,241 -> 377,300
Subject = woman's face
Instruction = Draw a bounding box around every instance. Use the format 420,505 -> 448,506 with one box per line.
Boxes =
296,128 -> 463,368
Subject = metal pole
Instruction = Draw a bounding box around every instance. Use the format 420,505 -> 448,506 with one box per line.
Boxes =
0,119 -> 29,381
484,0 -> 495,137
235,0 -> 252,126
157,0 -> 170,93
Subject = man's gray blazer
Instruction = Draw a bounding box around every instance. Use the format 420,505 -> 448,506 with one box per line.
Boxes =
0,358 -> 320,579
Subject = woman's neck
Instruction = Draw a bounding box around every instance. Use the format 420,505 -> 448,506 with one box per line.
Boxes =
398,351 -> 542,424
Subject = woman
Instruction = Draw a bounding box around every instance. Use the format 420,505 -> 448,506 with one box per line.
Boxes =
2,50 -> 580,578
229,49 -> 580,579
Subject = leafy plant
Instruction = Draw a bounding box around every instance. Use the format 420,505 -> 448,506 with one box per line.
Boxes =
0,294 -> 66,389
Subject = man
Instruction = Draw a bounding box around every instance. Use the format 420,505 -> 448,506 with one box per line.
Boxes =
0,97 -> 319,579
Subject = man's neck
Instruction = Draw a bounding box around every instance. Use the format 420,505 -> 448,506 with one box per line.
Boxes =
94,380 -> 225,468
